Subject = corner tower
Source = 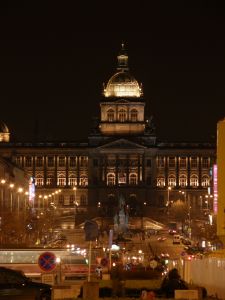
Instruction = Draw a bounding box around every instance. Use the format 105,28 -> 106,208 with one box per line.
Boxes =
99,44 -> 145,136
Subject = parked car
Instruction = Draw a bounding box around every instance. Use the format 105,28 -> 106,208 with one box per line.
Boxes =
0,267 -> 52,299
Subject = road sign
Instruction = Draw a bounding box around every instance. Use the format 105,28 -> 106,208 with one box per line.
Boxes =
38,252 -> 57,272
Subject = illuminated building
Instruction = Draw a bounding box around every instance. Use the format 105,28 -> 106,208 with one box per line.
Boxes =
0,45 -> 216,229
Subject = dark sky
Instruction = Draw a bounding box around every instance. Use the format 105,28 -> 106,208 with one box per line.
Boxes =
0,1 -> 225,142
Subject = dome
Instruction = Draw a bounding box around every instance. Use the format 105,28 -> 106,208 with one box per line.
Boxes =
0,121 -> 9,133
104,71 -> 143,98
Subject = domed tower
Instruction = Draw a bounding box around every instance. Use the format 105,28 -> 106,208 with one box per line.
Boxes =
99,44 -> 146,136
0,121 -> 10,142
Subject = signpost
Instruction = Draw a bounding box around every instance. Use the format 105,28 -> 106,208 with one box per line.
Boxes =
38,252 -> 57,272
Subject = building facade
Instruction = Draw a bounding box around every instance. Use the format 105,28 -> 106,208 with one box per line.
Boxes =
0,45 -> 216,228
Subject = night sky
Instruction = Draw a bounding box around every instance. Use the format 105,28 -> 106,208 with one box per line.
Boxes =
0,2 -> 224,142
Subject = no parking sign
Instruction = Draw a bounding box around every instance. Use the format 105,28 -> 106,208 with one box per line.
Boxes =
38,252 -> 57,272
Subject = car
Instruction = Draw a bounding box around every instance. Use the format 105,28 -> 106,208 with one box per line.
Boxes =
172,235 -> 181,244
0,267 -> 52,299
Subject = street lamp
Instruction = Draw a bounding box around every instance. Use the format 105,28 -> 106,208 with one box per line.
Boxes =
167,186 -> 171,206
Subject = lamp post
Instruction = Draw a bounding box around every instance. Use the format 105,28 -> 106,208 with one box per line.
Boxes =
167,186 -> 171,206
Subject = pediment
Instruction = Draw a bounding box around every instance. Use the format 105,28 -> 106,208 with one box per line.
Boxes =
97,138 -> 146,151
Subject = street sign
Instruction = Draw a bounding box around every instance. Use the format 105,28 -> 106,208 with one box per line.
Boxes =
38,252 -> 57,272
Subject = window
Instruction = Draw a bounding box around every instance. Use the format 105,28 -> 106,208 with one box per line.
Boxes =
107,173 -> 115,186
202,175 -> 210,187
36,156 -> 43,167
179,175 -> 187,187
118,172 -> 126,184
25,156 -> 32,167
59,195 -> 64,204
157,157 -> 165,168
107,109 -> 115,122
57,174 -> 66,186
35,175 -> 44,186
58,156 -> 65,167
80,176 -> 88,186
68,176 -> 77,186
168,157 -> 176,168
70,195 -> 75,205
47,156 -> 54,167
80,156 -> 88,167
46,175 -> 54,186
202,157 -> 209,169
190,157 -> 198,169
157,176 -> 165,187
130,109 -> 138,122
80,194 -> 87,205
179,157 -> 187,168
69,157 -> 76,167
190,174 -> 198,187
129,173 -> 137,185
168,175 -> 176,187
118,109 -> 126,122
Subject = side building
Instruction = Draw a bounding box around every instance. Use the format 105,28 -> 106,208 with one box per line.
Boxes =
0,45 -> 216,229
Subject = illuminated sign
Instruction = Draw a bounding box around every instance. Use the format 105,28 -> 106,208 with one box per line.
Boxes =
29,176 -> 35,203
213,164 -> 218,214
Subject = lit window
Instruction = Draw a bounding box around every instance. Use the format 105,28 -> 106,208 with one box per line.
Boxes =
68,176 -> 77,186
80,176 -> 88,186
157,176 -> 165,187
118,172 -> 126,184
58,175 -> 66,186
179,175 -> 187,187
59,195 -> 64,204
118,109 -> 126,122
190,175 -> 198,187
35,175 -> 44,186
130,109 -> 138,122
46,175 -> 54,186
202,176 -> 210,187
129,173 -> 137,185
168,175 -> 176,187
107,109 -> 115,122
107,173 -> 115,186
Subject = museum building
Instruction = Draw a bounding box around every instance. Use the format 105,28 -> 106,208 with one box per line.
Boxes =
0,45 -> 216,228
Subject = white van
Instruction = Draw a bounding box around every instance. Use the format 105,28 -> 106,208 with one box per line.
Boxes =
173,235 -> 181,244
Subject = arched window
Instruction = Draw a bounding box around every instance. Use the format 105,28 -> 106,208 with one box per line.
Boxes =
129,173 -> 137,185
130,109 -> 138,122
107,109 -> 115,122
35,174 -> 44,186
57,174 -> 66,186
46,174 -> 54,186
107,173 -> 115,186
118,109 -> 126,122
80,176 -> 88,186
157,176 -> 165,187
179,175 -> 187,187
168,175 -> 176,187
202,175 -> 209,187
190,174 -> 198,187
